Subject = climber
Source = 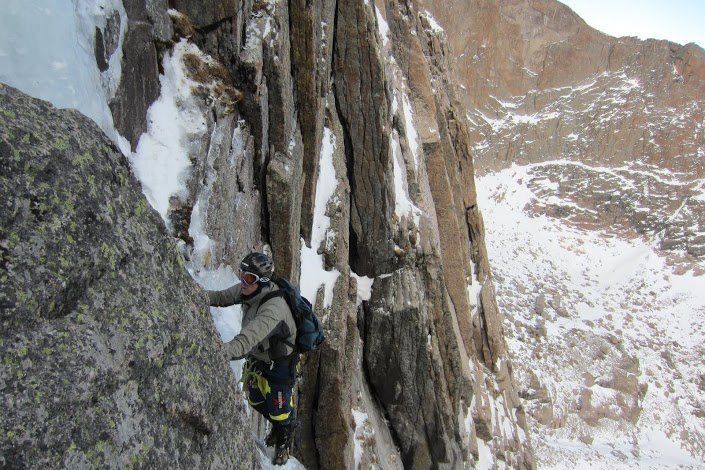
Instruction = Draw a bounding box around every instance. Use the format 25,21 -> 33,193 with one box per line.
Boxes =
207,252 -> 298,466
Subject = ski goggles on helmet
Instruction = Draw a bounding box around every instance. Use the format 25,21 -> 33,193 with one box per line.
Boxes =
239,270 -> 268,286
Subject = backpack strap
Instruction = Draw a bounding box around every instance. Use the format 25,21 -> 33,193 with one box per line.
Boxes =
259,290 -> 284,305
257,290 -> 296,350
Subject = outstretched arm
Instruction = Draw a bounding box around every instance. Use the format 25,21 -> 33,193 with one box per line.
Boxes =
207,283 -> 243,307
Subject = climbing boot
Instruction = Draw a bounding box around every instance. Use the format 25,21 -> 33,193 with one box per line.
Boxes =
272,425 -> 293,466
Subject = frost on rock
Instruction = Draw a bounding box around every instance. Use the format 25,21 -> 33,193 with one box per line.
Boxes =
75,0 -> 127,100
125,38 -> 249,377
130,39 -> 211,224
352,408 -> 374,468
300,127 -> 341,309
241,2 -> 277,64
376,5 -> 426,233
420,10 -> 445,36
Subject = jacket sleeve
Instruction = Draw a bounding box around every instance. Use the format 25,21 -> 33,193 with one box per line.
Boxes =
207,283 -> 242,307
223,301 -> 290,360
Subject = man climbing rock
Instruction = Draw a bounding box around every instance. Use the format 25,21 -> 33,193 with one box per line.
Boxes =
207,252 -> 298,466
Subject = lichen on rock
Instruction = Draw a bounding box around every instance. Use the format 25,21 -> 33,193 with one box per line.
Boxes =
0,85 -> 252,468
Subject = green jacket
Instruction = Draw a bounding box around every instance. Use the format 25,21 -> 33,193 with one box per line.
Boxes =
208,282 -> 297,362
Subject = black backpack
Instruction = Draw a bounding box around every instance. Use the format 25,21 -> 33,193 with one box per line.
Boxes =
260,277 -> 325,353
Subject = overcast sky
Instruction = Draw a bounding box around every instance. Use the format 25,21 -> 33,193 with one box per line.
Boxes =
558,0 -> 705,49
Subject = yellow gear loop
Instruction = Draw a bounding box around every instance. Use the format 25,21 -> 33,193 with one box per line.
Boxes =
239,361 -> 262,388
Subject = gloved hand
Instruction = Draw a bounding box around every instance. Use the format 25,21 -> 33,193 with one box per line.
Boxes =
223,341 -> 236,361
223,339 -> 245,361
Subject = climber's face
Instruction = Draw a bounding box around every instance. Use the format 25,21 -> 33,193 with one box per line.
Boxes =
241,281 -> 258,296
240,270 -> 260,296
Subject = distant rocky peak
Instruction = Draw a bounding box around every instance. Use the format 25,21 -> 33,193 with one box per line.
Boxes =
423,0 -> 705,271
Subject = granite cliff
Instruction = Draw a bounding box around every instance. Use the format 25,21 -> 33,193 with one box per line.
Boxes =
1,0 -> 533,468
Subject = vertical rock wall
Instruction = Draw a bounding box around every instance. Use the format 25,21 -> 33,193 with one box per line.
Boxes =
333,0 -> 396,277
2,0 -> 534,467
124,0 -> 534,466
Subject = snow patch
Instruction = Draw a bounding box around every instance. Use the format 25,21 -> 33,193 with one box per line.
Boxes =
130,39 -> 210,225
352,408 -> 374,468
391,130 -> 422,225
189,265 -> 245,380
299,127 -> 341,309
401,92 -> 422,168
467,281 -> 483,314
0,0 -> 129,154
256,446 -> 306,470
476,438 -> 495,469
351,272 -> 375,306
421,11 -> 444,34
375,6 -> 390,47
311,128 -> 338,252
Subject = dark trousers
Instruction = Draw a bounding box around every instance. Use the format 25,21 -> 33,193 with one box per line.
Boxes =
245,358 -> 298,427
247,373 -> 295,426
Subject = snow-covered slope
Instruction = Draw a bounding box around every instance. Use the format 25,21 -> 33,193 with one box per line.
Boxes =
477,164 -> 705,468
0,0 -> 130,154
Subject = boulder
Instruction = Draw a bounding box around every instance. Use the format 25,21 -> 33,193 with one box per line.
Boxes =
0,84 -> 251,468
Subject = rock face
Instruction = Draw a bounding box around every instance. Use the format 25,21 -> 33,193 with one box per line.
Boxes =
109,0 -> 172,150
0,84 -> 251,468
1,0 -> 534,468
